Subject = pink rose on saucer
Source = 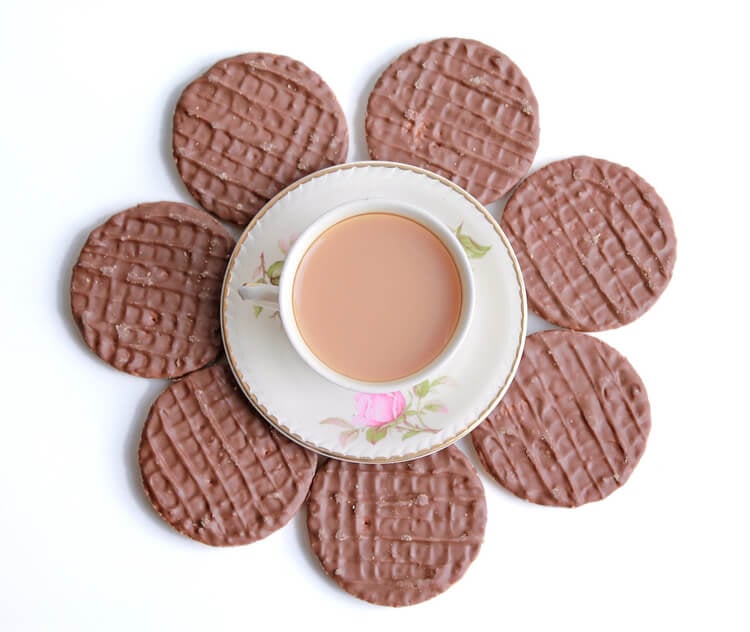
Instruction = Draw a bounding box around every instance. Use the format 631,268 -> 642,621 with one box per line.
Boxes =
353,392 -> 406,428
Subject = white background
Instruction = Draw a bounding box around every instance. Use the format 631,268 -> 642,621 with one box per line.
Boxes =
1,1 -> 748,630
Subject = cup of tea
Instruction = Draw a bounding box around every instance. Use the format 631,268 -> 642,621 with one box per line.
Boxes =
239,199 -> 475,393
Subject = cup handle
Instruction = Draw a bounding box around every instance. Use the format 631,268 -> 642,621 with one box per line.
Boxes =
238,283 -> 280,310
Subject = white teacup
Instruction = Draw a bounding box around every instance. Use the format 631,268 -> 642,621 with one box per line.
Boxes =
239,199 -> 475,393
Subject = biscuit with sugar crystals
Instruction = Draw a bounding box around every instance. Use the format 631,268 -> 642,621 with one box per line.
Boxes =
366,38 -> 539,203
70,201 -> 234,378
306,446 -> 486,606
138,363 -> 317,546
501,156 -> 677,331
472,330 -> 651,507
173,52 -> 348,225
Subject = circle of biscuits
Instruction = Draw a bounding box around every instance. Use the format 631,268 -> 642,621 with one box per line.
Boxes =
68,40 -> 675,606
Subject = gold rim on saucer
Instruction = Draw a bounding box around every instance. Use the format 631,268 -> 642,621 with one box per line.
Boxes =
221,160 -> 527,463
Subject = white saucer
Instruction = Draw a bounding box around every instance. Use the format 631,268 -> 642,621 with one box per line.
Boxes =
221,161 -> 526,462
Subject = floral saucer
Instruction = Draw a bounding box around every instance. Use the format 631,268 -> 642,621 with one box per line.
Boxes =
221,161 -> 526,462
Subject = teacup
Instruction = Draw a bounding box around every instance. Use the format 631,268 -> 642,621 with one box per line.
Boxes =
239,199 -> 474,393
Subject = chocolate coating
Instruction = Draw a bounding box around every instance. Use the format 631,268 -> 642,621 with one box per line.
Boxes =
306,446 -> 486,606
501,156 -> 677,331
472,330 -> 651,507
138,364 -> 317,546
70,201 -> 234,378
173,52 -> 349,225
366,38 -> 539,204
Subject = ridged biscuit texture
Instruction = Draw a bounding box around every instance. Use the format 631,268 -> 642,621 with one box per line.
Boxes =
472,330 -> 651,507
173,52 -> 349,225
366,38 -> 539,203
139,364 -> 317,546
501,156 -> 676,331
307,446 -> 486,606
70,202 -> 234,378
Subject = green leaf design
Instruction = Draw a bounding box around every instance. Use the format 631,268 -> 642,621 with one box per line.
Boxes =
253,305 -> 263,318
413,379 -> 430,398
424,402 -> 445,413
401,430 -> 421,440
458,234 -> 490,258
455,223 -> 490,259
267,260 -> 284,285
321,417 -> 353,429
365,426 -> 389,444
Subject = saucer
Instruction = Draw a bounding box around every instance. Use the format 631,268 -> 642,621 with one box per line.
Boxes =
221,161 -> 526,462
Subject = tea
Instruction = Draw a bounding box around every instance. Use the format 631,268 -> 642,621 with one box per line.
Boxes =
292,212 -> 462,382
